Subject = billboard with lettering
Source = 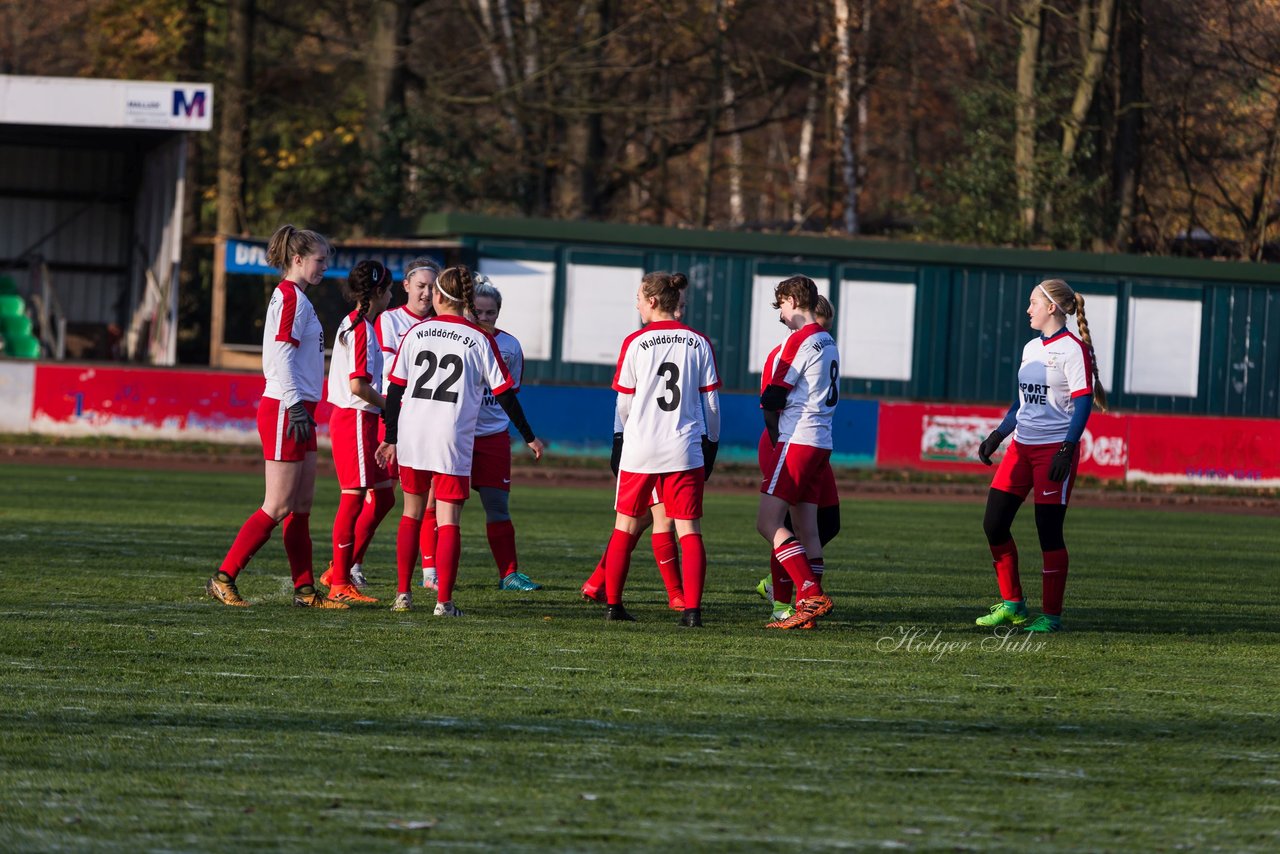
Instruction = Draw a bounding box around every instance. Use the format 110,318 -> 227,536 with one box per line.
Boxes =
225,239 -> 444,280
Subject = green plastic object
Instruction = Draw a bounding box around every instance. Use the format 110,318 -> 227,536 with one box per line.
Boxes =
0,275 -> 17,295
4,333 -> 40,359
1,314 -> 32,338
0,293 -> 25,317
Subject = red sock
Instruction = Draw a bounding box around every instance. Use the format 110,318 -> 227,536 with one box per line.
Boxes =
435,523 -> 460,603
603,528 -> 636,605
651,531 -> 682,602
281,512 -> 313,589
330,493 -> 364,586
421,506 -> 438,573
352,486 -> 395,563
395,515 -> 422,594
774,538 -> 822,600
1042,548 -> 1068,616
770,553 -> 794,605
810,558 -> 825,578
991,539 -> 1023,602
218,509 -> 278,578
487,519 -> 518,579
584,557 -> 606,593
679,533 -> 705,609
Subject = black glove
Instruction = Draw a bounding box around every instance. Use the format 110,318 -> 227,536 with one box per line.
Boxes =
610,432 -> 623,476
285,402 -> 315,443
977,430 -> 1005,466
1048,441 -> 1076,482
701,436 -> 719,482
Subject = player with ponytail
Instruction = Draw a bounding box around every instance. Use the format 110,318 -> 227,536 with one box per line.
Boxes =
974,278 -> 1108,633
597,271 -> 721,627
377,266 -> 544,616
318,260 -> 395,604
206,224 -> 346,609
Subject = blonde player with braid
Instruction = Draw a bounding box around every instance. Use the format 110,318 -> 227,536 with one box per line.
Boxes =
974,278 -> 1109,633
377,266 -> 545,616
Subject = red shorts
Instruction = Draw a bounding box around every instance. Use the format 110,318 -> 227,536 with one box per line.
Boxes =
990,440 -> 1079,506
616,469 -> 704,519
400,466 -> 469,502
329,407 -> 391,489
472,431 -> 512,492
760,440 -> 831,505
257,398 -> 318,461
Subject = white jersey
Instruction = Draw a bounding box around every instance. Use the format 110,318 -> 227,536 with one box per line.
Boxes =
612,320 -> 721,474
475,329 -> 524,437
327,311 -> 383,413
376,305 -> 429,389
262,280 -> 324,406
1012,328 -> 1093,445
387,315 -> 514,475
767,322 -> 839,449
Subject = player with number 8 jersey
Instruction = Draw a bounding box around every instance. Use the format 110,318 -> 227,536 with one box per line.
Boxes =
378,265 -> 544,617
600,271 -> 721,627
756,275 -> 839,630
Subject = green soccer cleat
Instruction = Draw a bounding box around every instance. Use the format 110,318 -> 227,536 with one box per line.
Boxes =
755,576 -> 773,602
770,602 -> 796,621
1023,615 -> 1062,633
975,601 -> 1029,628
499,571 -> 542,591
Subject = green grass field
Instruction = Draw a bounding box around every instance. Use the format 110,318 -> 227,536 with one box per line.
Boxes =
0,462 -> 1277,851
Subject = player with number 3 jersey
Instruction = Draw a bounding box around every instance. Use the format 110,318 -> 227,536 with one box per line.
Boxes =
599,271 -> 721,627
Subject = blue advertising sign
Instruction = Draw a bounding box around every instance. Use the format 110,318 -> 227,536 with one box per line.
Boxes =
225,239 -> 445,279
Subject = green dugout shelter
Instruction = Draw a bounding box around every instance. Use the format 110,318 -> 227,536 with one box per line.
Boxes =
413,212 -> 1280,418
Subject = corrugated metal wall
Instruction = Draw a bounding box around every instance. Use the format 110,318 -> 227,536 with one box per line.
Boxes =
464,236 -> 1280,419
0,141 -> 132,325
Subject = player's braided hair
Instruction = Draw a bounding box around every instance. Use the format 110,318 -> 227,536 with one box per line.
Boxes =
772,275 -> 818,310
1039,278 -> 1109,412
436,265 -> 478,320
266,223 -> 330,273
640,271 -> 688,314
339,260 -> 391,344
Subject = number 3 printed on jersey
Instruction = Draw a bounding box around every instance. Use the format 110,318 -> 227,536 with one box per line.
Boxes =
656,362 -> 681,411
412,350 -> 462,403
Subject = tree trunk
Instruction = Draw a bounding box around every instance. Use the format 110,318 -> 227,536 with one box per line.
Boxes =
365,0 -> 410,149
1060,0 -> 1116,166
216,0 -> 252,236
1014,0 -> 1043,240
724,78 -> 744,226
1249,95 -> 1280,261
853,0 -> 870,233
833,0 -> 855,233
699,0 -> 726,228
1111,0 -> 1143,249
792,75 -> 819,226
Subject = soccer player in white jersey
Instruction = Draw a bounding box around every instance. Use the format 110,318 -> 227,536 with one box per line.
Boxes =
754,295 -> 842,622
316,260 -> 395,606
580,288 -> 693,612
377,266 -> 545,615
601,271 -> 721,627
756,275 -> 838,630
470,276 -> 544,591
363,259 -> 441,590
206,224 -> 345,609
974,278 -> 1108,633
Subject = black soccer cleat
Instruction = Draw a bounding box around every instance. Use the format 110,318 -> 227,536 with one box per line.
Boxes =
604,604 -> 636,622
678,608 -> 703,628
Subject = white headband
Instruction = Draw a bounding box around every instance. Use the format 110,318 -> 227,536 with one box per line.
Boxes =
1038,283 -> 1067,315
437,269 -> 462,302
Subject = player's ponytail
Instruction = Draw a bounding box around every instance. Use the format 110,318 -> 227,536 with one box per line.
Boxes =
814,295 -> 835,331
266,223 -> 330,274
436,265 -> 478,319
1074,293 -> 1109,412
339,260 -> 390,344
1040,278 -> 1109,412
640,270 -> 687,315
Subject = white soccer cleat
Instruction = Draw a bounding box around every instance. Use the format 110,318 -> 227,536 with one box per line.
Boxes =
350,564 -> 368,588
390,592 -> 412,612
433,601 -> 464,617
